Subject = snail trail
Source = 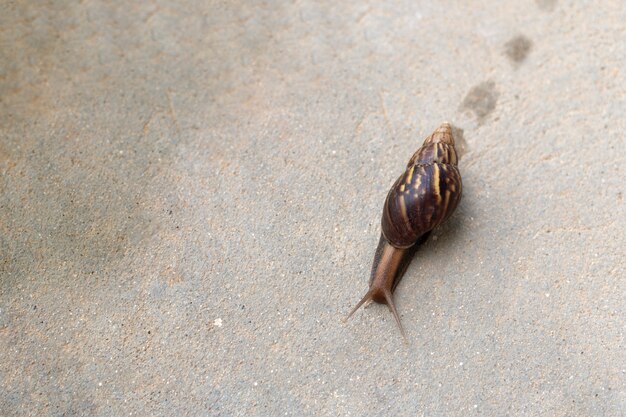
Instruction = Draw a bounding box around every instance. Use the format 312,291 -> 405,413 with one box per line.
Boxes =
504,35 -> 533,65
460,81 -> 499,123
536,0 -> 558,12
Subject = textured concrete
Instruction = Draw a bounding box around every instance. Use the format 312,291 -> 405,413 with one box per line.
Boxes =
1,1 -> 625,416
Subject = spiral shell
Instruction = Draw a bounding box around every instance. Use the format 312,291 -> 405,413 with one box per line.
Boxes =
381,123 -> 462,248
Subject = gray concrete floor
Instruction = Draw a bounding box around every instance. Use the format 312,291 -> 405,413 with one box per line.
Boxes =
1,1 -> 625,416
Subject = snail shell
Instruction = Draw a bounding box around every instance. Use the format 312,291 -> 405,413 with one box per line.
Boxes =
346,123 -> 462,339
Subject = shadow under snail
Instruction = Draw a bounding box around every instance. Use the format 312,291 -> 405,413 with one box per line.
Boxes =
346,122 -> 463,339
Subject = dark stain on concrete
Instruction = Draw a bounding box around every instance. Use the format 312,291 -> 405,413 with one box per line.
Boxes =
536,0 -> 558,12
450,124 -> 468,159
460,81 -> 499,122
504,35 -> 533,65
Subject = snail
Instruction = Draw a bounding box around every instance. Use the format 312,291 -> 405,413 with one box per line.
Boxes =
346,122 -> 462,338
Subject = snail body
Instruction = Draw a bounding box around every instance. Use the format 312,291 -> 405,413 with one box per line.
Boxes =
346,123 -> 462,338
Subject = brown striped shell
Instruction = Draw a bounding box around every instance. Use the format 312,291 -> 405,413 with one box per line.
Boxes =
381,123 -> 462,248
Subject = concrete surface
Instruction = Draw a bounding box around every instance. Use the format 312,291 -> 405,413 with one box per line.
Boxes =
1,1 -> 624,416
